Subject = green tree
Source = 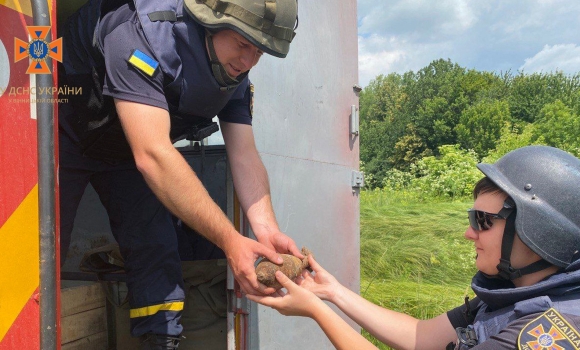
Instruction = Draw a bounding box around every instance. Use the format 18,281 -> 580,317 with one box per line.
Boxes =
483,123 -> 543,163
359,74 -> 408,186
360,119 -> 391,188
406,59 -> 468,153
459,69 -> 508,105
455,99 -> 510,158
390,124 -> 432,171
534,100 -> 580,156
508,71 -> 580,123
359,61 -> 580,187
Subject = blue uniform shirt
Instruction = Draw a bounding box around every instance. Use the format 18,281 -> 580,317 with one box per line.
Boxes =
59,0 -> 252,156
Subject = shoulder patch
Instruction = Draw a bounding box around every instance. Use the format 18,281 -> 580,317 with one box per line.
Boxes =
518,308 -> 580,350
128,49 -> 159,77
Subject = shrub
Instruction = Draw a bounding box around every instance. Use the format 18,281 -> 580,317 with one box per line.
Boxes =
382,145 -> 481,200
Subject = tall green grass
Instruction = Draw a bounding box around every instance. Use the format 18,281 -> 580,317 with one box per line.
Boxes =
360,189 -> 477,349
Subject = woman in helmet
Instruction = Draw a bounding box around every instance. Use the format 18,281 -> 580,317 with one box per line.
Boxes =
249,145 -> 580,350
58,0 -> 300,348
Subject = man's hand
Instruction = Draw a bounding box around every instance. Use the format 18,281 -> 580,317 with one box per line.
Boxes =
224,234 -> 287,295
254,229 -> 304,259
220,122 -> 304,291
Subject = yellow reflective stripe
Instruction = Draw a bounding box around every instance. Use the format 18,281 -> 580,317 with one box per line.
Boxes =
130,301 -> 184,318
0,185 -> 39,341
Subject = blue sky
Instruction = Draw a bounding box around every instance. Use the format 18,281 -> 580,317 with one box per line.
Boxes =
357,0 -> 580,87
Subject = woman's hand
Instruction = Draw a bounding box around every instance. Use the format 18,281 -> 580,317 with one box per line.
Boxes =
246,271 -> 324,318
247,269 -> 381,350
296,255 -> 342,303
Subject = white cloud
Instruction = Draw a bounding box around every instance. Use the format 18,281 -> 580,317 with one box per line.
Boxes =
357,0 -> 580,87
358,45 -> 405,86
520,44 -> 580,75
358,0 -> 476,43
358,33 -> 455,86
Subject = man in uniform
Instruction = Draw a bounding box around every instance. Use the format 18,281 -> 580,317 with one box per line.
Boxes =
58,0 -> 301,348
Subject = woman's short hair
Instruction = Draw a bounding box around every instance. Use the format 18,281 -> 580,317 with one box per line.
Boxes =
473,177 -> 504,199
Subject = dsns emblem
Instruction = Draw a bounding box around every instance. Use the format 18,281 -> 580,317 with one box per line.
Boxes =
14,26 -> 62,74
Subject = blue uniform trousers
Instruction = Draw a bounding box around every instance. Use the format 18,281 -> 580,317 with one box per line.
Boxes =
59,131 -> 184,337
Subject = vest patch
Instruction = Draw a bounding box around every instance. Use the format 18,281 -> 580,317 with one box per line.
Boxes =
128,49 -> 158,77
518,308 -> 580,350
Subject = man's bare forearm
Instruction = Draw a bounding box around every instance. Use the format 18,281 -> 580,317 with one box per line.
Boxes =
230,148 -> 279,234
137,142 -> 241,251
115,100 -> 240,252
221,121 -> 280,236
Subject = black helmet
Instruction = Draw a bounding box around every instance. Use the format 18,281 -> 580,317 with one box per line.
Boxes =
477,146 -> 580,275
184,0 -> 298,58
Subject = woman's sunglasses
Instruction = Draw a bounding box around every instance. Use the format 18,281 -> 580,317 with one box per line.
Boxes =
467,209 -> 509,231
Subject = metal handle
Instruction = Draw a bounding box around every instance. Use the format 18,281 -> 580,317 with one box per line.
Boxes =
350,105 -> 359,135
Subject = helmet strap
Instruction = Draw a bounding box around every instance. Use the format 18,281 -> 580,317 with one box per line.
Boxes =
491,199 -> 553,280
205,30 -> 249,91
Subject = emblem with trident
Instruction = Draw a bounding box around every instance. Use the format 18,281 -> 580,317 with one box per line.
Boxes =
33,41 -> 45,59
14,26 -> 62,74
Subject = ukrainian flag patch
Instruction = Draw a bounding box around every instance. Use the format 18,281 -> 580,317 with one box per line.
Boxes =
128,49 -> 159,77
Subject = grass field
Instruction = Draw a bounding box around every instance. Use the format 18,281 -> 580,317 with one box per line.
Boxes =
359,190 -> 477,349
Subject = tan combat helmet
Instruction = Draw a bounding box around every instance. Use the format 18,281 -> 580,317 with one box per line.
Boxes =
184,0 -> 298,58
